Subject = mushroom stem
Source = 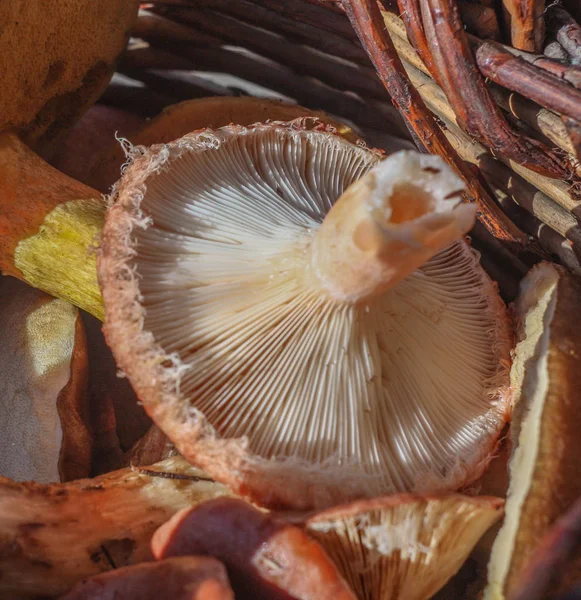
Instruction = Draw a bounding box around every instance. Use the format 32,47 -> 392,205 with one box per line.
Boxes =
310,151 -> 477,302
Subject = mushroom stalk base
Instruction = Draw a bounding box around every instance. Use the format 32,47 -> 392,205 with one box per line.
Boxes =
310,151 -> 477,303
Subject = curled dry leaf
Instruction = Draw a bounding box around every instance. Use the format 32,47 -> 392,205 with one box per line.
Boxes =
152,497 -> 356,600
485,263 -> 581,599
87,96 -> 361,193
0,276 -> 91,483
305,494 -> 504,600
99,122 -> 512,510
62,556 -> 234,600
0,456 -> 228,598
0,0 -> 139,156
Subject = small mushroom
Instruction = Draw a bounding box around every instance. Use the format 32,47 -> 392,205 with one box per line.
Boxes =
62,556 -> 234,600
0,456 -> 228,598
99,121 -> 513,509
305,493 -> 504,600
151,497 -> 357,600
484,263 -> 581,600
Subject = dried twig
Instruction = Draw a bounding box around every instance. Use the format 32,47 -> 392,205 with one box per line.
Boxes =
547,5 -> 581,65
502,0 -> 545,52
342,0 -> 526,243
459,2 -> 501,40
419,0 -> 568,179
144,7 -> 389,100
383,11 -> 580,158
151,0 -> 371,65
474,40 -> 581,122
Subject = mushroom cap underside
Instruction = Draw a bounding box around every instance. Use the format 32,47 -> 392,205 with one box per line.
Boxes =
99,121 -> 512,509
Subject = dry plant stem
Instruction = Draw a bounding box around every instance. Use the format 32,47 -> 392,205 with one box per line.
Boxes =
509,496 -> 581,600
397,0 -> 434,69
0,133 -> 104,319
134,45 -> 403,136
122,43 -> 197,71
398,57 -> 580,219
383,11 -> 579,158
150,1 -> 371,65
419,0 -> 568,180
474,41 -> 581,122
547,5 -> 581,64
342,0 -> 525,243
146,7 -> 389,101
133,10 -> 222,47
458,2 -> 501,40
563,117 -> 581,161
0,456 -> 228,598
502,0 -> 545,52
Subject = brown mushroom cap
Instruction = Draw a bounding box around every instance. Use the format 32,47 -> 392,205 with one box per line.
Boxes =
151,497 -> 356,600
305,494 -> 504,600
62,556 -> 234,600
99,121 -> 512,509
0,1 -> 139,156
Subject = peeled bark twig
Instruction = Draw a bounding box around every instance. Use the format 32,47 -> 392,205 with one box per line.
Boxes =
547,5 -> 581,65
419,0 -> 568,180
383,11 -> 581,160
342,0 -> 526,243
398,58 -> 580,215
502,0 -> 545,52
0,456 -> 228,598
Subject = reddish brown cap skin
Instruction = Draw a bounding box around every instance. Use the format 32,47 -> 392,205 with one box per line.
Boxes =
152,498 -> 357,600
61,556 -> 233,600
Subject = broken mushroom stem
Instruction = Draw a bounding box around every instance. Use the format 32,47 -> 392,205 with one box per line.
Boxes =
310,151 -> 476,302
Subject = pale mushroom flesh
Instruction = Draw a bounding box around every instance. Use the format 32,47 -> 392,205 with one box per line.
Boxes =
100,122 -> 512,507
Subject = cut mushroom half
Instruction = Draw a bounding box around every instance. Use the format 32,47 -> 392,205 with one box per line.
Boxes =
99,120 -> 513,509
305,493 -> 504,600
484,263 -> 581,600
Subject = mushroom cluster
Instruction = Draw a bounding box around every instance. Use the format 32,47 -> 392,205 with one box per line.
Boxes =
99,119 -> 513,509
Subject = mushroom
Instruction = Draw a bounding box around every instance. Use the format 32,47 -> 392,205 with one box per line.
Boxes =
484,263 -> 581,600
0,456 -> 228,598
0,276 -> 91,483
99,120 -> 513,509
0,100 -> 358,321
87,96 -> 360,193
304,493 -> 504,600
0,0 -> 139,157
62,556 -> 234,600
151,497 -> 357,600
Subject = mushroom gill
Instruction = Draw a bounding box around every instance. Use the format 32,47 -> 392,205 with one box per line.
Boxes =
99,121 -> 512,509
305,494 -> 504,600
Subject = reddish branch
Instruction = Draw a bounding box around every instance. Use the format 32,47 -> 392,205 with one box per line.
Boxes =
502,0 -> 545,52
418,0 -> 568,180
396,0 -> 433,69
341,0 -> 526,243
474,41 -> 581,123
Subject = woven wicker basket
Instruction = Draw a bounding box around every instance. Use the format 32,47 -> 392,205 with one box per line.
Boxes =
99,0 -> 581,305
